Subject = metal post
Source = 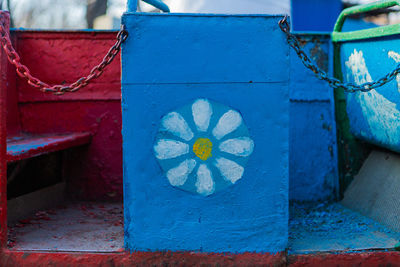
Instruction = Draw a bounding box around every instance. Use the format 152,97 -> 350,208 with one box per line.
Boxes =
127,0 -> 137,12
0,11 -> 9,249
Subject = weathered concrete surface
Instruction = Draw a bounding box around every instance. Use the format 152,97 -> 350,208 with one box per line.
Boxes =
289,202 -> 400,254
289,34 -> 338,201
8,202 -> 123,252
342,150 -> 400,232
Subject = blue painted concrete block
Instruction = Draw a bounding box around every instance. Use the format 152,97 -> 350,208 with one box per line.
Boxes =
340,36 -> 400,153
121,13 -> 289,253
289,34 -> 338,201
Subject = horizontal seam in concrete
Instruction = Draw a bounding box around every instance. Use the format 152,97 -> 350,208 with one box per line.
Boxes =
289,99 -> 331,102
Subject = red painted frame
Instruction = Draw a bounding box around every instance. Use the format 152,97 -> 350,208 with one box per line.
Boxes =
0,11 -> 9,252
0,10 -> 399,266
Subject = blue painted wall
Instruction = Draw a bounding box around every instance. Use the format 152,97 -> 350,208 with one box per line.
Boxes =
292,0 -> 342,31
121,13 -> 289,253
289,34 -> 339,201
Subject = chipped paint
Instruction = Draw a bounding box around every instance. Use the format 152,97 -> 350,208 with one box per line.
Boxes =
289,33 -> 338,201
344,48 -> 400,151
388,50 -> 400,92
6,133 -> 91,163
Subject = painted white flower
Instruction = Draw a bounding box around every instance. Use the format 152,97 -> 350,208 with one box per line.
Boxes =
154,98 -> 254,196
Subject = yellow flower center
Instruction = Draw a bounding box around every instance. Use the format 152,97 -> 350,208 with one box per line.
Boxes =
193,138 -> 213,161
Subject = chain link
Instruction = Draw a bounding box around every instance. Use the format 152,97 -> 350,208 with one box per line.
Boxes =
0,14 -> 128,95
279,15 -> 400,93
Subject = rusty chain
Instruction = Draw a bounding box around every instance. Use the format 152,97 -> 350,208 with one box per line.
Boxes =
279,15 -> 400,93
0,15 -> 128,95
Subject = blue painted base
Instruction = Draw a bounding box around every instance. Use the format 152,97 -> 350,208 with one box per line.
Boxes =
122,83 -> 289,252
121,13 -> 289,253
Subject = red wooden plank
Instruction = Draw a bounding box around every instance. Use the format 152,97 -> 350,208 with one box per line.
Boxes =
6,133 -> 91,163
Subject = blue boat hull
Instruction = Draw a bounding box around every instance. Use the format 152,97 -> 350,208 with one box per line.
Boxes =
340,35 -> 400,153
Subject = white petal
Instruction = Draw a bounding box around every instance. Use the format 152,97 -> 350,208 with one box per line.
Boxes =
166,159 -> 196,186
214,157 -> 244,184
154,139 -> 189,160
162,112 -> 194,141
195,164 -> 215,196
192,99 -> 213,132
212,110 -> 242,140
219,137 -> 254,157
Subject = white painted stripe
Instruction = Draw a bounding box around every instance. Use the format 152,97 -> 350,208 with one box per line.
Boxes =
214,157 -> 244,184
212,110 -> 242,140
195,164 -> 215,196
192,99 -> 213,132
154,139 -> 189,160
162,112 -> 194,141
166,159 -> 197,186
219,137 -> 254,157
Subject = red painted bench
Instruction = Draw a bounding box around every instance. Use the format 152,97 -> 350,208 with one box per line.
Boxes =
1,33 -> 92,164
0,12 -> 124,257
0,16 -> 93,224
4,69 -> 92,221
7,133 -> 91,163
5,72 -> 92,163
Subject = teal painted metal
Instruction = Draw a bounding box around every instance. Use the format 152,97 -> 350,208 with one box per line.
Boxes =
127,0 -> 170,12
121,13 -> 289,253
127,0 -> 137,12
332,0 -> 400,42
143,0 -> 170,12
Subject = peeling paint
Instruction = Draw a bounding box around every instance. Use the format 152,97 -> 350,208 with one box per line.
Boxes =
289,33 -> 338,201
345,49 -> 400,150
388,50 -> 400,92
